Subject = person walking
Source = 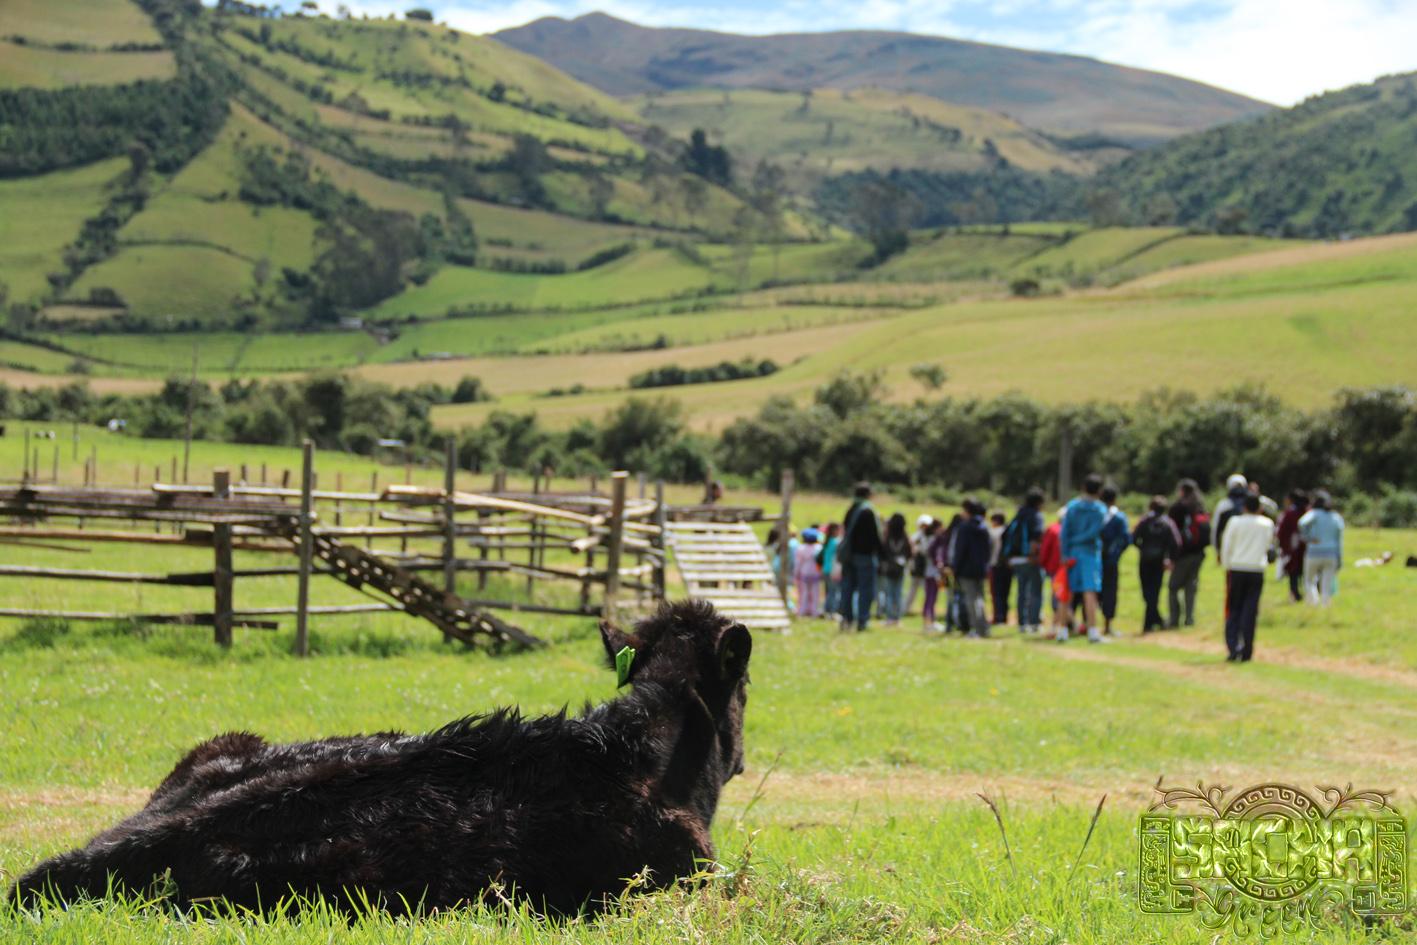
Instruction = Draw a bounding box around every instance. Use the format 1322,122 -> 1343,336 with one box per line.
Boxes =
1167,479 -> 1209,628
987,512 -> 1011,625
904,515 -> 932,616
879,513 -> 911,625
1221,494 -> 1274,661
838,482 -> 882,632
1275,489 -> 1310,602
793,528 -> 824,618
1098,485 -> 1130,637
1132,496 -> 1181,632
1299,490 -> 1344,606
951,499 -> 993,638
1061,474 -> 1108,644
1002,488 -> 1047,633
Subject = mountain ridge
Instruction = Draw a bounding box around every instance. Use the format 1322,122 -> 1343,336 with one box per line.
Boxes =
494,12 -> 1272,144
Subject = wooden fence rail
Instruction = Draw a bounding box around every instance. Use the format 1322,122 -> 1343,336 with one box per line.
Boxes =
0,450 -> 712,655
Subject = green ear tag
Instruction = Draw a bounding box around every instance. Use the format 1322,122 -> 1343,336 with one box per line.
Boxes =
615,645 -> 636,688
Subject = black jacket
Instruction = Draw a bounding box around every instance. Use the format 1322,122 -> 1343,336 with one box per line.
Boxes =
841,501 -> 882,557
950,515 -> 992,580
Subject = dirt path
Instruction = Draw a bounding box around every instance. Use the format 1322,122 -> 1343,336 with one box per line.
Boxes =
1135,629 -> 1417,688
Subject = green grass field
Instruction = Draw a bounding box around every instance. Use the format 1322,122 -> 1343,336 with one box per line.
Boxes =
0,42 -> 173,90
0,159 -> 126,303
1,0 -> 163,47
1,430 -> 1413,944
69,244 -> 256,322
432,230 -> 1417,430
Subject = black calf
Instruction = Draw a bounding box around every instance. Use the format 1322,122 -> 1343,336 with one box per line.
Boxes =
11,600 -> 752,915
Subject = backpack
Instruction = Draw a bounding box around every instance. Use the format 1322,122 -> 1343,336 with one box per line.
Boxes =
1000,513 -> 1030,559
1183,510 -> 1211,554
1136,516 -> 1174,563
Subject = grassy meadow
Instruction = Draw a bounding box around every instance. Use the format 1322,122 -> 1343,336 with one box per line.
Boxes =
1,427 -> 1414,942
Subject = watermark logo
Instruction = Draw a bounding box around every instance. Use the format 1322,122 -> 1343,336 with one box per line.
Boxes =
1139,783 -> 1408,937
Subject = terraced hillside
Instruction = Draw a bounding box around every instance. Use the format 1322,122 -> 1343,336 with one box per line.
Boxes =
0,0 -> 751,330
634,87 -> 1113,193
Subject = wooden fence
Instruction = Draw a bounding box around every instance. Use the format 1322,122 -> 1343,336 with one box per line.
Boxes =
0,442 -> 692,654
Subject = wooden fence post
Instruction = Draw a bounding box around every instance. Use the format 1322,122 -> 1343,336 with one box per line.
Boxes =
653,479 -> 668,602
602,471 -> 629,621
334,471 -> 344,528
441,439 -> 457,645
212,468 -> 234,648
51,445 -> 58,483
776,468 -> 794,604
21,428 -> 30,483
367,471 -> 377,549
526,473 -> 542,598
293,440 -> 314,657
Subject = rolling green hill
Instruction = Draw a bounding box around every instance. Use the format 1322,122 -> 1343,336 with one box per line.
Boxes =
1098,72 -> 1417,237
495,13 -> 1270,144
0,0 -> 758,330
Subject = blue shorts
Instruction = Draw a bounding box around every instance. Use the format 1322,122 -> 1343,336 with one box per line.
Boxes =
1068,555 -> 1102,594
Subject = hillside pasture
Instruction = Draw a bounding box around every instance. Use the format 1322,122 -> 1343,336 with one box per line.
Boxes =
360,319 -> 884,398
635,87 -> 1097,191
427,230 -> 1417,430
0,42 -> 173,90
119,192 -> 319,270
0,158 -> 126,303
68,245 -> 255,323
0,0 -> 163,47
371,248 -> 721,318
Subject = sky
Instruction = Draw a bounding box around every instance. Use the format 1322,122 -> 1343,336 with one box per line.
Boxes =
313,0 -> 1417,105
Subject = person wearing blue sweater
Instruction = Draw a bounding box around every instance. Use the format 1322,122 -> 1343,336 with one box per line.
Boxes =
1060,473 -> 1109,644
1298,490 -> 1345,606
1098,485 -> 1131,637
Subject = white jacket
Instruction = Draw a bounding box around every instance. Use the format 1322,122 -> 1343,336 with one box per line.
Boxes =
1220,514 -> 1275,573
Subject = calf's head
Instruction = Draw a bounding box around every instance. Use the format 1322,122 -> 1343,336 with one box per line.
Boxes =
601,600 -> 752,779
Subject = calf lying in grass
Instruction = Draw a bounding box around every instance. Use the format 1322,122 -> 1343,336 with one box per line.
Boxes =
10,599 -> 752,915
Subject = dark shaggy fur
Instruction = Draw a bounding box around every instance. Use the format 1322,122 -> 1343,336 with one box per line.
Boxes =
9,600 -> 752,916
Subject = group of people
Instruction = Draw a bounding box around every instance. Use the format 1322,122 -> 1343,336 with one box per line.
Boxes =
771,473 -> 1347,662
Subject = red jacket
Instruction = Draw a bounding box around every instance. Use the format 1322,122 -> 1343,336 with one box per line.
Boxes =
1039,521 -> 1063,576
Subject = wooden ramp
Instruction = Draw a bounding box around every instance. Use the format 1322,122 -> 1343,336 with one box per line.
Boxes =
666,521 -> 791,631
301,531 -> 544,650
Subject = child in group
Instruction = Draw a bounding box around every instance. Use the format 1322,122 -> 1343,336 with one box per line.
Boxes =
794,528 -> 824,618
820,523 -> 842,614
921,519 -> 945,632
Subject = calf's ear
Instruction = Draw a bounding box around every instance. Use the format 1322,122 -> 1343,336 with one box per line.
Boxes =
600,620 -> 637,666
717,624 -> 752,682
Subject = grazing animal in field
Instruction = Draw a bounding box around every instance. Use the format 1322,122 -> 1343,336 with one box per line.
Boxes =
9,600 -> 752,915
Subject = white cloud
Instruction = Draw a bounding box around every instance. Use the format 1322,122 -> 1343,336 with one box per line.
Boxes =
1041,0 -> 1417,104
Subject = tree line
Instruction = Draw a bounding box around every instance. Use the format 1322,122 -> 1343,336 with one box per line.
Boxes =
5,375 -> 1415,525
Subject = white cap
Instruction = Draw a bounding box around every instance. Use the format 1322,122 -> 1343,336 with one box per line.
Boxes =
1227,473 -> 1248,491
917,514 -> 932,528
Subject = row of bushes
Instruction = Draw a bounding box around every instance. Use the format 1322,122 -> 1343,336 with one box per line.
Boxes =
629,359 -> 779,389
